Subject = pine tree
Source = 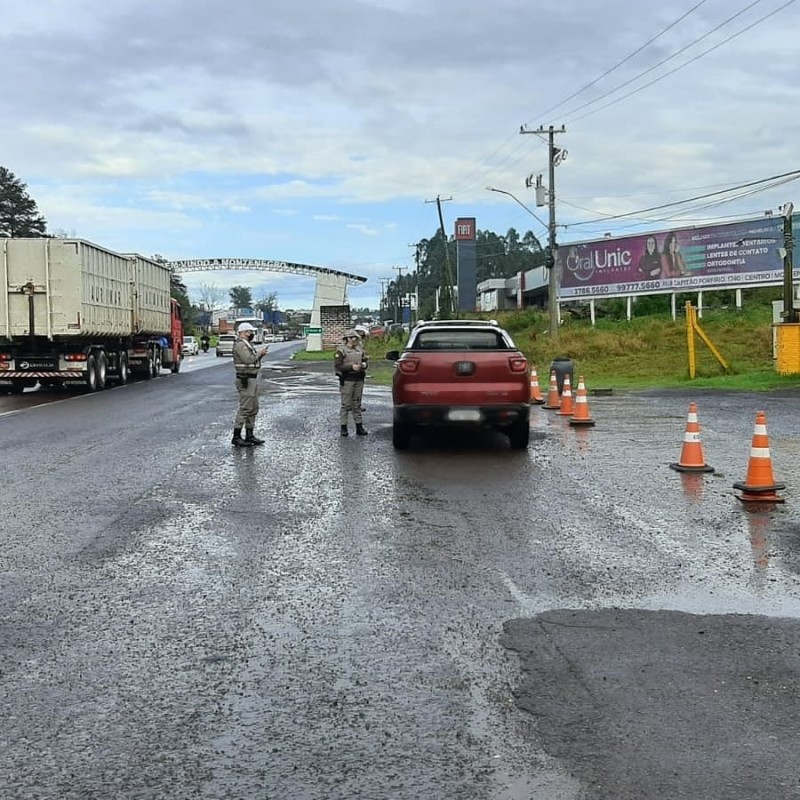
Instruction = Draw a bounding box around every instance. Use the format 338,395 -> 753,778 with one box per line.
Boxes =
0,167 -> 47,237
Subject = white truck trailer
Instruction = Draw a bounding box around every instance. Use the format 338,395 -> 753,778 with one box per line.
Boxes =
0,238 -> 184,393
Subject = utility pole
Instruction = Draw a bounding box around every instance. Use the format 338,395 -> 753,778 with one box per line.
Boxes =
521,124 -> 565,340
393,265 -> 406,323
408,243 -> 421,324
425,195 -> 455,318
782,203 -> 797,323
379,278 -> 390,323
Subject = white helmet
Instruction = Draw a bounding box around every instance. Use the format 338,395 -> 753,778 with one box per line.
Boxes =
237,322 -> 256,332
355,325 -> 368,338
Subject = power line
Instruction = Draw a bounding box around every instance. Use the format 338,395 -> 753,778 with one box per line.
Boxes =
448,1 -> 793,203
525,0 -> 709,125
563,168 -> 800,228
566,0 -> 796,125
451,2 -> 695,198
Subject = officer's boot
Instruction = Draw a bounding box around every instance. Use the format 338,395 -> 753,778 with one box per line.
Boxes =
341,425 -> 349,437
355,423 -> 368,436
232,428 -> 254,447
245,428 -> 265,445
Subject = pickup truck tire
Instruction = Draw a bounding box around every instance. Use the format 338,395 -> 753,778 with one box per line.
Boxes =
171,357 -> 181,374
392,421 -> 413,450
507,420 -> 530,450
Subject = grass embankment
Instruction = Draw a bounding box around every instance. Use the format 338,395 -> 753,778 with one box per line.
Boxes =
298,304 -> 800,392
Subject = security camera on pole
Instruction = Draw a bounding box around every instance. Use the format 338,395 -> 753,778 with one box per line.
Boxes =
521,124 -> 566,341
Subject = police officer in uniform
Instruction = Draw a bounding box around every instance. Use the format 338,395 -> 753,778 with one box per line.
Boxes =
334,330 -> 368,437
231,322 -> 269,447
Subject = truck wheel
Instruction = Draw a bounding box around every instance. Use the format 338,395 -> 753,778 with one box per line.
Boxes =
96,352 -> 108,390
85,355 -> 98,392
118,353 -> 129,385
151,352 -> 162,378
144,354 -> 154,380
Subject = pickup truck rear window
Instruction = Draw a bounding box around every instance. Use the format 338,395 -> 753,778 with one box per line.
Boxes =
411,330 -> 509,350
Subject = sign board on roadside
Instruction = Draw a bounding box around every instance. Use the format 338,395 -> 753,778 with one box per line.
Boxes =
303,326 -> 322,335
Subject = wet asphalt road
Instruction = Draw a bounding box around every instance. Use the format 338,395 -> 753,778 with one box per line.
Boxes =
2,346 -> 800,799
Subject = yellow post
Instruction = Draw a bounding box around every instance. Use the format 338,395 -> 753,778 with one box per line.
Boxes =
686,301 -> 696,378
775,323 -> 800,374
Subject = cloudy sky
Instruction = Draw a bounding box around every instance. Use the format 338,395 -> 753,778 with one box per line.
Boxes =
3,0 -> 799,309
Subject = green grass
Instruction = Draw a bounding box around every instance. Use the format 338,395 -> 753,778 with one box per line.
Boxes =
296,306 -> 800,391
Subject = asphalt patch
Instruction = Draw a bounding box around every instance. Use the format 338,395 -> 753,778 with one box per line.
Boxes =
501,609 -> 800,800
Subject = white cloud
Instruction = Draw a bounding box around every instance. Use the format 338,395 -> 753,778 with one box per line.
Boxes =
2,0 -> 799,309
346,223 -> 380,236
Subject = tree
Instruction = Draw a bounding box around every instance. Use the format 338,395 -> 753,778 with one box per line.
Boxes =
0,167 -> 47,237
229,285 -> 253,310
253,291 -> 278,314
194,283 -> 229,332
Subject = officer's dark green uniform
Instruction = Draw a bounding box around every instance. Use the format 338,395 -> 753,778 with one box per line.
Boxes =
231,326 -> 268,447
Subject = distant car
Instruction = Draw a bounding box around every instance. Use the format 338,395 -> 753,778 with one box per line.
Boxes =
216,333 -> 236,357
182,336 -> 199,356
386,319 -> 530,450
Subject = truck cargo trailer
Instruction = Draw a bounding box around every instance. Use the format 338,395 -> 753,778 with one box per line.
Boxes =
0,238 -> 184,393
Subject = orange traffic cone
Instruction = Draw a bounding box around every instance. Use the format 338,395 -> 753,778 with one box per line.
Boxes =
734,411 -> 785,503
569,375 -> 595,426
543,370 -> 560,409
557,375 -> 574,416
529,367 -> 545,405
669,402 -> 714,473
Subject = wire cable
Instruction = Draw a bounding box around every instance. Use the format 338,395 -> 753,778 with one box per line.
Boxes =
525,0 -> 709,125
566,0 -> 795,124
563,168 -> 800,227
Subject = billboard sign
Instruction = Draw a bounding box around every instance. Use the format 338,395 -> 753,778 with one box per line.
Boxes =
557,216 -> 799,300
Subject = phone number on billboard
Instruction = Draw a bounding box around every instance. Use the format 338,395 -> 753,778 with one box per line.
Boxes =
616,281 -> 662,293
567,285 -> 611,296
566,282 -> 663,296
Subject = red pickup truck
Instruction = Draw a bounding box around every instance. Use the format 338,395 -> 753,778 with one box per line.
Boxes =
386,319 -> 530,450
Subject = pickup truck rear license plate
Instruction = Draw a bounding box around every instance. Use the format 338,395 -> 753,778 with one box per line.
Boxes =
448,408 -> 482,422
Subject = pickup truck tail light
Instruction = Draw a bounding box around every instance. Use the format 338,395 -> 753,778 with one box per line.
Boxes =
508,356 -> 528,373
397,358 -> 420,374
